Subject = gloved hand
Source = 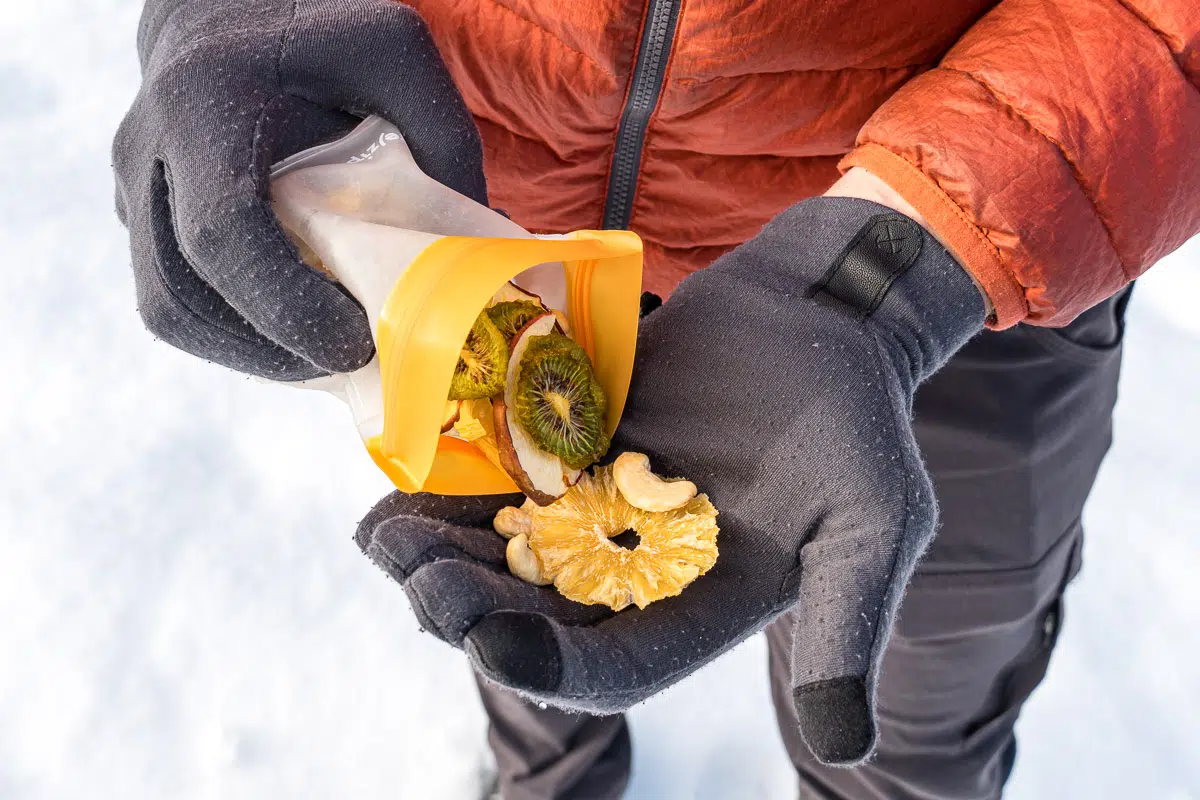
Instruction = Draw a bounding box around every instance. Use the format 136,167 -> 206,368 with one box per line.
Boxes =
356,197 -> 987,765
112,0 -> 485,380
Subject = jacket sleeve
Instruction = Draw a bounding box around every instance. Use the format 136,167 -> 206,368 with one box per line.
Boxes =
841,0 -> 1200,327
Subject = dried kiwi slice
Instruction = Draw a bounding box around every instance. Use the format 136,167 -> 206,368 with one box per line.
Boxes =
486,301 -> 546,345
449,313 -> 509,400
495,314 -> 581,504
513,333 -> 609,470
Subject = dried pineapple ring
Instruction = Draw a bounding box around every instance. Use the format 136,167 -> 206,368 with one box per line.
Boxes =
527,465 -> 719,611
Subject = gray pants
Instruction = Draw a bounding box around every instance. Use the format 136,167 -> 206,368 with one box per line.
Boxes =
478,289 -> 1131,800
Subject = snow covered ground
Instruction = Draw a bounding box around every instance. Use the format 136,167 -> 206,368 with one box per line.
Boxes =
1,2 -> 1197,798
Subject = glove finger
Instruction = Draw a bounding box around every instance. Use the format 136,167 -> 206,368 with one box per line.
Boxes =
159,93 -> 375,377
285,0 -> 488,204
789,470 -> 938,766
356,491 -> 522,552
463,538 -> 785,714
131,157 -> 322,378
363,514 -> 510,580
404,559 -> 608,646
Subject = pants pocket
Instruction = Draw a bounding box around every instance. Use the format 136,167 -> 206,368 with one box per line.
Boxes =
1019,284 -> 1133,365
912,289 -> 1128,572
878,526 -> 1081,766
899,520 -> 1082,639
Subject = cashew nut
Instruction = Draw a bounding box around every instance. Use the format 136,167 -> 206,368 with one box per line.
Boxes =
612,452 -> 697,512
493,505 -> 533,539
506,534 -> 551,585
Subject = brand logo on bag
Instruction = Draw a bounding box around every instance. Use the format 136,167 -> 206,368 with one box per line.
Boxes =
347,132 -> 401,164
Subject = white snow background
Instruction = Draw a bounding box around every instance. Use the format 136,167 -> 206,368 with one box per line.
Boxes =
1,2 -> 1197,798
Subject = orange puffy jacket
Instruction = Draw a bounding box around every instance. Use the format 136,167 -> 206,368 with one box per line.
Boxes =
411,0 -> 1200,328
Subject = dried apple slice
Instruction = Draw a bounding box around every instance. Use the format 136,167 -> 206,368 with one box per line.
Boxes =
492,313 -> 581,505
491,280 -> 544,307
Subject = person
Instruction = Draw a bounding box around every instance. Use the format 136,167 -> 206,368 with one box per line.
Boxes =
111,1 -> 1199,797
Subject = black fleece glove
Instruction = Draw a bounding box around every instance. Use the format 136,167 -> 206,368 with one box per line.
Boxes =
112,0 -> 485,380
356,197 -> 987,765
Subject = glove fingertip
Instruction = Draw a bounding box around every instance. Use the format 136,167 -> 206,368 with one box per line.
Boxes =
466,611 -> 562,694
402,560 -> 498,645
366,517 -> 469,580
792,676 -> 875,766
354,504 -> 388,553
306,283 -> 376,374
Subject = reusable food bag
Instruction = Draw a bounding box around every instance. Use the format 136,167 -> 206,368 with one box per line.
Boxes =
269,116 -> 643,495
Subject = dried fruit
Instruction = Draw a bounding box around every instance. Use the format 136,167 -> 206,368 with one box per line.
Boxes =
452,399 -> 490,440
526,465 -> 719,611
449,313 -> 508,400
447,398 -> 507,472
612,452 -> 696,512
487,300 -> 546,344
552,309 -> 572,337
492,281 -> 543,306
494,314 -> 582,504
514,333 -> 609,470
494,396 -> 580,505
440,400 -> 462,434
472,433 -> 506,473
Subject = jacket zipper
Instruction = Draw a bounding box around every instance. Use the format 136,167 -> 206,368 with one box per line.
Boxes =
602,0 -> 683,230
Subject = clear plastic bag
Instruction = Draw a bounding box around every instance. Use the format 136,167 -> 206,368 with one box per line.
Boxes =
271,116 -> 564,437
269,116 -> 643,496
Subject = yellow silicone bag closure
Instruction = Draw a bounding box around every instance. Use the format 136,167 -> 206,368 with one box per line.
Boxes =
366,230 -> 643,495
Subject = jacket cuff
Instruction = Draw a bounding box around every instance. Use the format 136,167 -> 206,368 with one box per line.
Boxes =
840,144 -> 1027,329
